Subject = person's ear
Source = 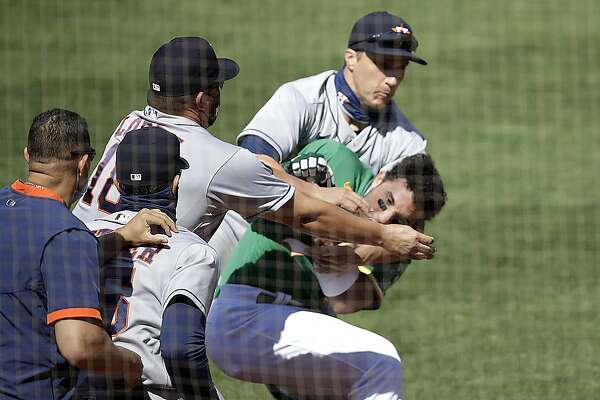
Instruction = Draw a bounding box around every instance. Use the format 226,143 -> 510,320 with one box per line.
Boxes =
23,147 -> 30,162
344,49 -> 358,71
171,174 -> 180,195
77,154 -> 89,175
194,91 -> 206,111
372,170 -> 386,187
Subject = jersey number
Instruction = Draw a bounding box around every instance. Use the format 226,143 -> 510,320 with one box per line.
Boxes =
82,117 -> 146,213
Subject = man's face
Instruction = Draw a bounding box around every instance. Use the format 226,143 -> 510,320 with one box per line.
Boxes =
365,177 -> 422,229
346,51 -> 409,111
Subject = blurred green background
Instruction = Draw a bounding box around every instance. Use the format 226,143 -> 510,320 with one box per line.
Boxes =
2,0 -> 599,398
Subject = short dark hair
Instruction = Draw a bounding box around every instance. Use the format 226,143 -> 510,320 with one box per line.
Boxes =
383,154 -> 447,221
147,92 -> 198,114
27,109 -> 91,162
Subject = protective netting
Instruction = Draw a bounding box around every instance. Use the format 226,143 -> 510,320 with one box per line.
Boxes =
1,1 -> 599,399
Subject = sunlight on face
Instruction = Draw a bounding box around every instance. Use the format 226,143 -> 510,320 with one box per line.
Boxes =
350,51 -> 409,110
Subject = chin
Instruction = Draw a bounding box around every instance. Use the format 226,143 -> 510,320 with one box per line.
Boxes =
368,99 -> 389,111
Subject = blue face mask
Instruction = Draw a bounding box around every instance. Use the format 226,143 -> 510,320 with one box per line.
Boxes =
118,185 -> 178,223
334,68 -> 389,125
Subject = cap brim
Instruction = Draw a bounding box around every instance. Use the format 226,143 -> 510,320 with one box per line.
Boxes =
216,58 -> 240,82
178,156 -> 190,170
353,43 -> 427,65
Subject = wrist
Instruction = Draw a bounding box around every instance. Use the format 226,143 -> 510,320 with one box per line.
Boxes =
114,227 -> 133,246
372,221 -> 386,248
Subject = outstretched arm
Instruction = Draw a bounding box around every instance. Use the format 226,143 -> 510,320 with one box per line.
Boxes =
265,190 -> 435,261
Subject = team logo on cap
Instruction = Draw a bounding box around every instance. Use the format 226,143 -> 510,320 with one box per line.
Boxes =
392,25 -> 411,35
130,174 -> 142,181
152,83 -> 161,92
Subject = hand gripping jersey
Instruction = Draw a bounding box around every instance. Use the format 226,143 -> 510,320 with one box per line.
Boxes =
86,211 -> 219,392
238,70 -> 427,173
73,106 -> 294,242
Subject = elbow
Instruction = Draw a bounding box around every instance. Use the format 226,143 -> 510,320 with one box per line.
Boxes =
60,335 -> 102,369
161,341 -> 189,366
58,327 -> 108,370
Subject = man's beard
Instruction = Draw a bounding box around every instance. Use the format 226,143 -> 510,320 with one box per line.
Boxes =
207,95 -> 220,127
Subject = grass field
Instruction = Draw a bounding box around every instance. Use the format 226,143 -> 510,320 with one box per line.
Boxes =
2,0 -> 599,399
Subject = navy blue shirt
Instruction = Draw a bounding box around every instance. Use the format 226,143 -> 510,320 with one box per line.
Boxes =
0,181 -> 102,400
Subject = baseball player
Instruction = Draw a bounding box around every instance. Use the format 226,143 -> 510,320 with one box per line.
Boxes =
73,36 -> 437,267
212,11 -> 432,265
80,127 -> 221,400
206,140 -> 446,400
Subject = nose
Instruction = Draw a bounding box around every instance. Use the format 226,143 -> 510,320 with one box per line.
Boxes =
385,76 -> 399,88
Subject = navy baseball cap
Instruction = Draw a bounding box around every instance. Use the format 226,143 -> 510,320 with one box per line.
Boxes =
149,37 -> 240,97
348,11 -> 427,65
116,127 -> 189,189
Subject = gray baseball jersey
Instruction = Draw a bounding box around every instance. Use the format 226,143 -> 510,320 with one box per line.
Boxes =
238,70 -> 427,173
211,70 -> 428,266
86,211 -> 218,392
73,105 -> 294,242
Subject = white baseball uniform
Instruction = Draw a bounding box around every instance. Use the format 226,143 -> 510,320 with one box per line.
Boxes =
207,284 -> 403,400
211,69 -> 427,266
86,210 -> 219,400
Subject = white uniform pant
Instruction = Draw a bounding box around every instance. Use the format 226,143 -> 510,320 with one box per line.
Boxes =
206,284 -> 403,400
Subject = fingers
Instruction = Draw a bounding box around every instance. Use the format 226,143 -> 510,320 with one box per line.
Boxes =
339,192 -> 370,216
139,208 -> 177,236
383,224 -> 437,260
411,243 -> 435,260
416,231 -> 434,245
142,233 -> 170,245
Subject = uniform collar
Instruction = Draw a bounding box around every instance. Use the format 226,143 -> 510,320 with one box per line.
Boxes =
141,105 -> 201,128
10,180 -> 65,205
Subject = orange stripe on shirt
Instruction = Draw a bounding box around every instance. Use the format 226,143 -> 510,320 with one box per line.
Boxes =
11,180 -> 65,204
47,307 -> 102,325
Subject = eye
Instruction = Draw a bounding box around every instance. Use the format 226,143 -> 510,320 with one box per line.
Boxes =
386,192 -> 395,206
377,198 -> 387,211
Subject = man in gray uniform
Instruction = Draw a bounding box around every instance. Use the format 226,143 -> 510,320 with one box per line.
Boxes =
84,127 -> 222,399
239,11 -> 427,172
214,11 -> 432,264
74,37 -> 436,270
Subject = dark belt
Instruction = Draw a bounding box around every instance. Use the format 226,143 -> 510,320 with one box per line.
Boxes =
255,290 -> 336,316
255,291 -> 304,307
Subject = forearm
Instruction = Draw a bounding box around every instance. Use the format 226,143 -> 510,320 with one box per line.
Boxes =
162,299 -> 219,399
353,244 -> 409,265
55,318 -> 138,375
256,154 -> 321,198
267,190 -> 384,246
97,231 -> 128,265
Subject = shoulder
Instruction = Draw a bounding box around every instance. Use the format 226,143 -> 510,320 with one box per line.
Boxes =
276,70 -> 336,104
85,212 -> 128,235
385,101 -> 426,141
